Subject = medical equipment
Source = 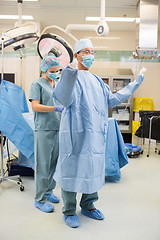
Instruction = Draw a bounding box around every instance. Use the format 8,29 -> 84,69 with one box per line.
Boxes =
96,0 -> 109,36
0,0 -> 39,52
65,0 -> 109,37
0,35 -> 25,191
135,111 -> 160,157
0,0 -> 38,190
147,116 -> 160,157
133,0 -> 160,59
0,0 -> 39,85
37,26 -> 76,69
37,0 -> 109,64
125,143 -> 142,158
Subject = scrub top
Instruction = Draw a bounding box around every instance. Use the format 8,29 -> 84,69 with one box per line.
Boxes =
29,77 -> 61,131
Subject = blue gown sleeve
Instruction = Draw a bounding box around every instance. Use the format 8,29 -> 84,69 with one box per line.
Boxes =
107,74 -> 144,108
52,66 -> 78,107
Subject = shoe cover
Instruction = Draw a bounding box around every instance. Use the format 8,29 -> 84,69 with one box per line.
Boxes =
34,201 -> 54,213
46,194 -> 60,203
63,214 -> 79,228
81,209 -> 104,220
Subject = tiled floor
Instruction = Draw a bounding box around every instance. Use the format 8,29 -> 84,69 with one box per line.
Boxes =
0,145 -> 160,240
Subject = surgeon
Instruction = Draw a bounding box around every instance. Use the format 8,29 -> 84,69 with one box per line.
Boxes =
29,55 -> 64,213
52,39 -> 145,227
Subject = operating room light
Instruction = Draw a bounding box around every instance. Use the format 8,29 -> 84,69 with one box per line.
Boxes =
7,0 -> 38,1
86,17 -> 140,23
0,15 -> 33,20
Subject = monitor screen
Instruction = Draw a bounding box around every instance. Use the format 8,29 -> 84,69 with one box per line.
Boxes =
0,73 -> 15,84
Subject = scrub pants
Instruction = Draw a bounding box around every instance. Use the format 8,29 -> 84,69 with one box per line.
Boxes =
34,130 -> 59,203
61,189 -> 98,216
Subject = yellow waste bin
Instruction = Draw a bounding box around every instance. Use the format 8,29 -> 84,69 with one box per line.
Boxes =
133,98 -> 154,112
132,120 -> 141,135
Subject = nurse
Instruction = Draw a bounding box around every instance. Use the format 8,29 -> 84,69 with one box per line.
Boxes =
52,39 -> 144,227
29,55 -> 64,213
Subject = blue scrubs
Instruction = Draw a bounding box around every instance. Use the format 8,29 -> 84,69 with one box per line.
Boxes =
29,77 -> 61,203
52,67 -> 143,214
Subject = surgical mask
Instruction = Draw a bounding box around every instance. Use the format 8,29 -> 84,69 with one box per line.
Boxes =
48,72 -> 59,81
81,55 -> 94,68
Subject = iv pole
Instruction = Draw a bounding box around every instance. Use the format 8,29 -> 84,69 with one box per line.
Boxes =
0,33 -> 4,180
0,34 -> 24,190
0,0 -> 36,188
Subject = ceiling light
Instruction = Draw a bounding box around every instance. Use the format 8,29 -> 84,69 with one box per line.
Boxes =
88,36 -> 121,40
86,17 -> 140,23
0,15 -> 33,20
7,0 -> 38,1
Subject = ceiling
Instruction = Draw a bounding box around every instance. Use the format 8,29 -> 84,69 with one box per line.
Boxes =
0,0 -> 159,32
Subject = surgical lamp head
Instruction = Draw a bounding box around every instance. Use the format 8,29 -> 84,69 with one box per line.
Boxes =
41,55 -> 61,73
74,39 -> 93,53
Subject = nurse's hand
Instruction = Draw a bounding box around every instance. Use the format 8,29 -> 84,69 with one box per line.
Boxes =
54,105 -> 64,113
68,59 -> 78,69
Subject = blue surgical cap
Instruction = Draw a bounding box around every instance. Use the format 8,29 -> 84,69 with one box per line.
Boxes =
74,39 -> 93,53
41,55 -> 61,73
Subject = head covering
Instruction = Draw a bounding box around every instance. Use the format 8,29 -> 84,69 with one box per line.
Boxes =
74,39 -> 93,53
41,55 -> 61,73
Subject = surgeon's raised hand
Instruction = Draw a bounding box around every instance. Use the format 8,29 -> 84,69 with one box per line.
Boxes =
68,59 -> 78,69
139,67 -> 147,76
54,105 -> 64,113
136,67 -> 147,82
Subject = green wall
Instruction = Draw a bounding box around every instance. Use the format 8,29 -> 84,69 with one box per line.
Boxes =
2,44 -> 160,62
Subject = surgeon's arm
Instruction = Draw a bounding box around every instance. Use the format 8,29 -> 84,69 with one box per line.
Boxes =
107,74 -> 144,108
52,64 -> 78,107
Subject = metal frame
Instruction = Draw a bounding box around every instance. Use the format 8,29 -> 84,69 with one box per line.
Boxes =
101,74 -> 134,134
147,116 -> 160,157
0,33 -> 24,191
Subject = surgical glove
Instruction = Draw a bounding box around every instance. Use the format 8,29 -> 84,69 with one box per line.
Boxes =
139,67 -> 147,75
68,59 -> 78,69
136,74 -> 144,83
54,105 -> 64,113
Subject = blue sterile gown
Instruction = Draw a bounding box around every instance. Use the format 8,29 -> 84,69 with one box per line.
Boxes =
105,118 -> 129,182
52,66 -> 143,194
